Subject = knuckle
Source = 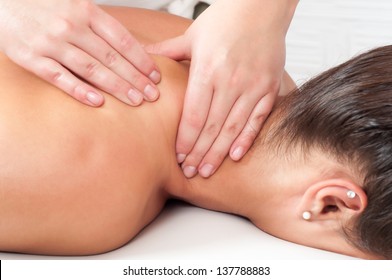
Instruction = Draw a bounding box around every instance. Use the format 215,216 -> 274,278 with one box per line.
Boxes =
50,18 -> 74,40
204,122 -> 220,137
222,121 -> 242,138
185,112 -> 205,131
244,119 -> 263,139
209,149 -> 226,165
149,42 -> 165,57
147,42 -> 161,55
187,151 -> 203,165
240,131 -> 257,147
48,71 -> 63,85
108,77 -> 128,94
216,151 -> 226,163
128,72 -> 143,88
119,34 -> 135,52
244,126 -> 258,141
191,65 -> 213,87
104,50 -> 120,68
251,112 -> 266,128
13,46 -> 35,64
38,64 -> 63,85
84,61 -> 100,78
227,70 -> 242,89
71,85 -> 85,100
176,141 -> 191,154
29,35 -> 52,54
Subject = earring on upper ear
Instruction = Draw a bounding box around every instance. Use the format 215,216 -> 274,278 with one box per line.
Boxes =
347,190 -> 356,199
302,211 -> 312,220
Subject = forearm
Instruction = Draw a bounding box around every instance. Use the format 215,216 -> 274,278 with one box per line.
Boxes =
260,0 -> 299,33
212,0 -> 299,36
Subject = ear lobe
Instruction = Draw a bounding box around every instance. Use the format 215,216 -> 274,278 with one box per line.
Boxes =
299,179 -> 367,224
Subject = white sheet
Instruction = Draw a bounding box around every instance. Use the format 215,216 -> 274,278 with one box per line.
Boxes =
0,201 -> 355,260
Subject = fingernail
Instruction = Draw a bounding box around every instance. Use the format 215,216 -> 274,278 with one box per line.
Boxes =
128,89 -> 143,105
231,146 -> 244,161
199,164 -> 215,178
183,166 -> 197,178
177,153 -> 186,163
149,70 -> 161,84
144,84 -> 159,101
86,91 -> 104,106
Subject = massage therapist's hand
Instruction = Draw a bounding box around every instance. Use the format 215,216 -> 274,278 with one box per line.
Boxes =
148,0 -> 298,178
0,0 -> 160,106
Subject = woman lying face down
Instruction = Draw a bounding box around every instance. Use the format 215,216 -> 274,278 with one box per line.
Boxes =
238,45 -> 392,260
0,6 -> 390,259
186,43 -> 392,260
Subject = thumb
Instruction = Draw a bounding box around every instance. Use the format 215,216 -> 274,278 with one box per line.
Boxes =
145,35 -> 191,61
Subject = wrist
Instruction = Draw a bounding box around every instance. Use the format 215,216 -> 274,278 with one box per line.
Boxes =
212,0 -> 299,35
256,0 -> 299,35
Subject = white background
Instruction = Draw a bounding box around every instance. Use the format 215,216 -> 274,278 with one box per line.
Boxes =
286,0 -> 392,83
96,0 -> 392,83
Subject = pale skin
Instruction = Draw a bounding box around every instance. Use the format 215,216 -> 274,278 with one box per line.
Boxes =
0,7 -> 375,259
0,0 -> 161,106
0,0 -> 299,180
149,0 -> 299,179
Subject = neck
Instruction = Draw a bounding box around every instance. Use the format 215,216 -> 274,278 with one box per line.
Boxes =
163,72 -> 297,221
164,95 -> 295,222
167,141 -> 277,222
188,156 -> 255,217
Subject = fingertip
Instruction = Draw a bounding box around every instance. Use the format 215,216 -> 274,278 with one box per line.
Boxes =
182,165 -> 197,178
176,153 -> 186,164
149,70 -> 161,84
143,84 -> 159,102
146,36 -> 190,60
86,91 -> 105,106
198,163 -> 215,178
230,146 -> 245,161
176,136 -> 195,162
127,89 -> 144,106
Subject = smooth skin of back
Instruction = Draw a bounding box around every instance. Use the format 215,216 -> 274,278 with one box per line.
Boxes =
0,6 -> 295,256
0,6 -> 191,255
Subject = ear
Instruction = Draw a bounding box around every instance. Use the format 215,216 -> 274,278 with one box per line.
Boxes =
298,179 -> 367,227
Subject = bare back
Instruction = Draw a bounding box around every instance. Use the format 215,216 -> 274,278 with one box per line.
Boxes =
0,7 -> 190,255
0,7 -> 296,256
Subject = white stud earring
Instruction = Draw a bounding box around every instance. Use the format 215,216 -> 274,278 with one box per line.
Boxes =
302,211 -> 311,220
347,190 -> 356,199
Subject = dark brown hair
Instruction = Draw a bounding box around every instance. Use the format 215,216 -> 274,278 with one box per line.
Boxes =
272,45 -> 392,259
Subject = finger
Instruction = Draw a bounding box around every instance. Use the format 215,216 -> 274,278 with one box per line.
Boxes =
55,43 -> 143,106
176,62 -> 214,163
90,6 -> 160,83
145,36 -> 191,61
180,88 -> 239,176
73,30 -> 159,102
196,96 -> 256,178
27,56 -> 104,106
230,92 -> 276,161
